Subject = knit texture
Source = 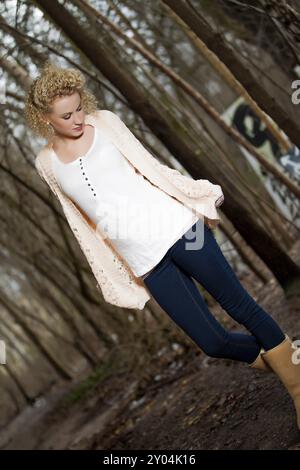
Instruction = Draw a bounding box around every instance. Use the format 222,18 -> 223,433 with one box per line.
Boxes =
35,110 -> 224,310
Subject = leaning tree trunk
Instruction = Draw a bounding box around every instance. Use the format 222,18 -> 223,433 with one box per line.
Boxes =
162,0 -> 300,152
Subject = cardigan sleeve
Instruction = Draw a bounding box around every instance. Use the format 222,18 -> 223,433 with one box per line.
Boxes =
35,156 -> 61,199
35,157 -> 46,182
101,110 -> 224,205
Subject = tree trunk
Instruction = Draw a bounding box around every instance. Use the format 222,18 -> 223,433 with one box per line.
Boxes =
162,0 -> 300,150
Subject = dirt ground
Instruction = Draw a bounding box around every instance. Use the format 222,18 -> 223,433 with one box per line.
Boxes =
1,270 -> 300,450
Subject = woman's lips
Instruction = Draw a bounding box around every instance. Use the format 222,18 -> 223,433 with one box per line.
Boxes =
74,124 -> 83,131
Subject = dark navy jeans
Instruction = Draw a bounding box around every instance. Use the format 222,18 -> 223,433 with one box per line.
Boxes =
143,218 -> 285,364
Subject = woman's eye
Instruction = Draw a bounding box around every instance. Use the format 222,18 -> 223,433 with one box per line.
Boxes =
63,107 -> 81,119
64,106 -> 82,119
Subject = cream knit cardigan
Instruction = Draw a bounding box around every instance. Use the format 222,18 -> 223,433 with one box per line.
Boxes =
35,110 -> 224,310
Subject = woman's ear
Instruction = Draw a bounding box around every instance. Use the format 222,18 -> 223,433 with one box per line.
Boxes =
40,111 -> 50,125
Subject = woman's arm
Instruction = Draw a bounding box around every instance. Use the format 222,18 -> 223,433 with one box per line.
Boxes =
102,110 -> 224,204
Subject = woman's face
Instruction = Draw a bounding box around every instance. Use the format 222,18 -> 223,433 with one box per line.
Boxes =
43,91 -> 86,139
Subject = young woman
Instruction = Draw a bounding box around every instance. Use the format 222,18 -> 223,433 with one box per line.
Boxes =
25,62 -> 300,430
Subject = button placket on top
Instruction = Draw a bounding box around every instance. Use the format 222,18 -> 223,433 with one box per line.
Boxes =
78,155 -> 105,233
79,157 -> 97,198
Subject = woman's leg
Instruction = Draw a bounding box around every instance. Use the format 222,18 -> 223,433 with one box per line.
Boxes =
169,218 -> 285,352
144,248 -> 265,364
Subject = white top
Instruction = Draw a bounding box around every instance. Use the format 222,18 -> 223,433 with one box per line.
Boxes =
51,125 -> 199,279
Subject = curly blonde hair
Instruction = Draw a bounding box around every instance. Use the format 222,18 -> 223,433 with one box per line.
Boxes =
24,61 -> 98,141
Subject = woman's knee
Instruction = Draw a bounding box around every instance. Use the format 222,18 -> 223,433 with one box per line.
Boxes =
202,337 -> 227,358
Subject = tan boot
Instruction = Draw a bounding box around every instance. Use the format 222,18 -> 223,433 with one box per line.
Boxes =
249,347 -> 273,372
262,334 -> 300,430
